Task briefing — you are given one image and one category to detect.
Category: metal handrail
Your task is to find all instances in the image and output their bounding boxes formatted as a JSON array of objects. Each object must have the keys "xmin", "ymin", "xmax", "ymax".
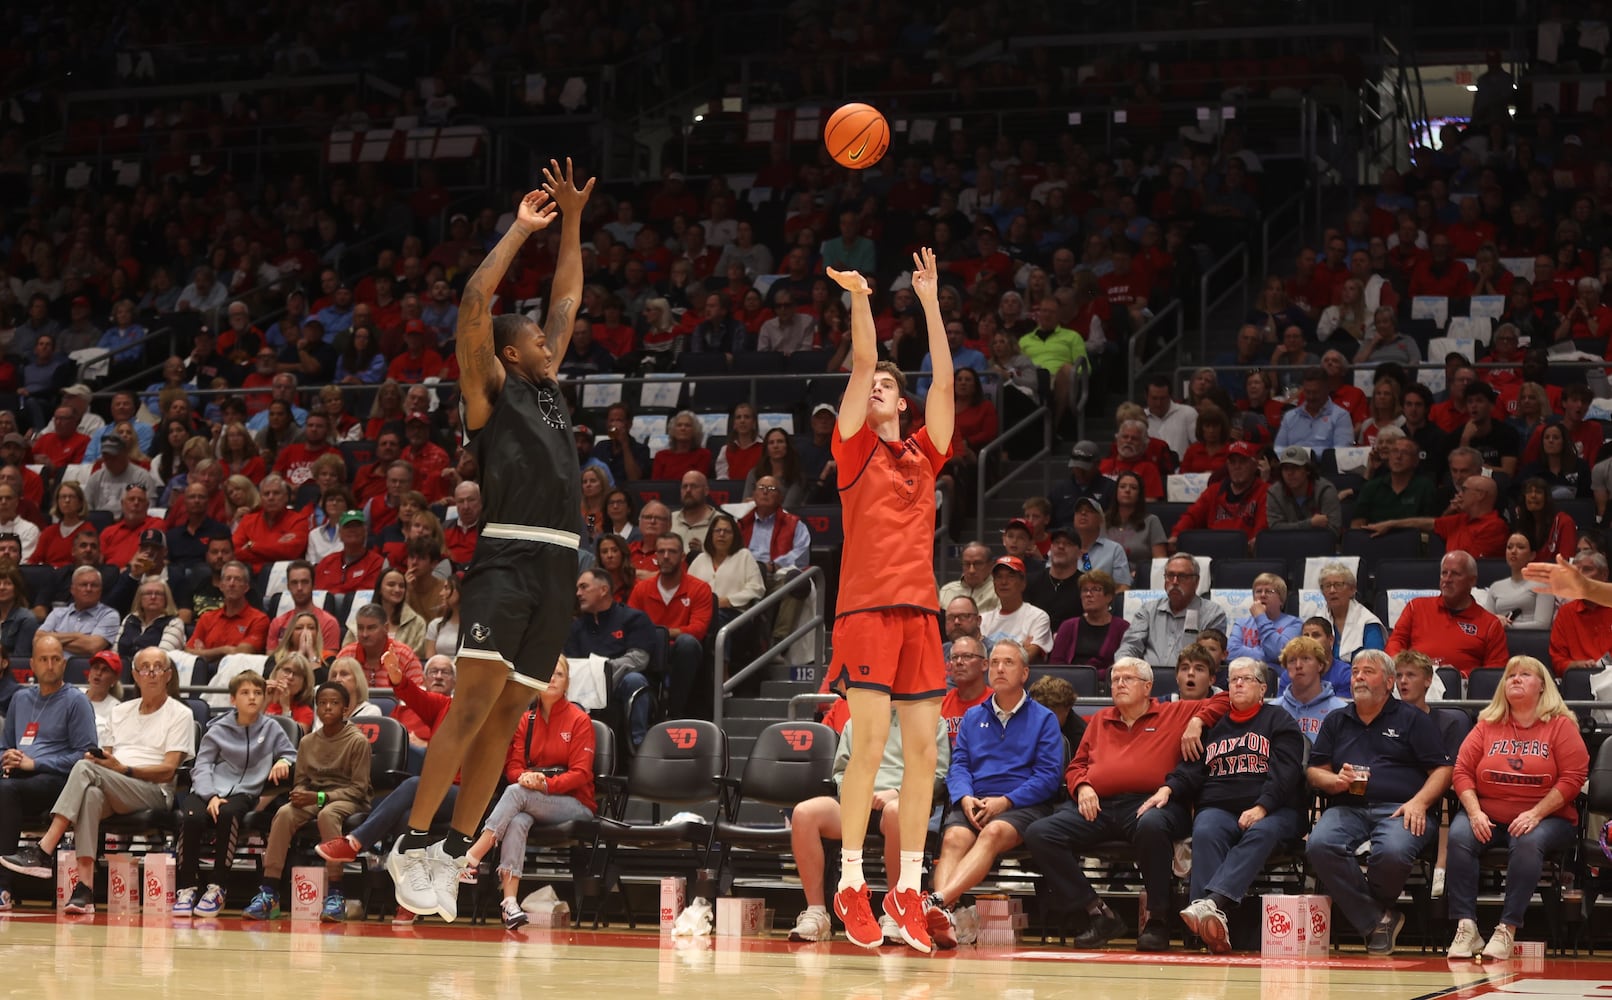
[
  {"xmin": 973, "ymin": 404, "xmax": 1051, "ymax": 542},
  {"xmin": 1198, "ymin": 242, "xmax": 1250, "ymax": 361},
  {"xmin": 712, "ymin": 565, "xmax": 826, "ymax": 730},
  {"xmin": 1173, "ymin": 358, "xmax": 1609, "ymax": 383},
  {"xmin": 788, "ymin": 691, "xmax": 839, "ymax": 720},
  {"xmin": 1260, "ymin": 190, "xmax": 1308, "ymax": 275},
  {"xmin": 1127, "ymin": 300, "xmax": 1185, "ymax": 401}
]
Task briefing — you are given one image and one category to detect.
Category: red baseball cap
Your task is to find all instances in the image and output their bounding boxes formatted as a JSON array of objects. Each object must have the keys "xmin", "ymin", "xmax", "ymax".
[
  {"xmin": 404, "ymin": 319, "xmax": 427, "ymax": 335},
  {"xmin": 1227, "ymin": 441, "xmax": 1259, "ymax": 460},
  {"xmin": 406, "ymin": 409, "xmax": 430, "ymax": 424},
  {"xmin": 89, "ymin": 650, "xmax": 122, "ymax": 674},
  {"xmin": 1003, "ymin": 517, "xmax": 1034, "ymax": 535},
  {"xmin": 992, "ymin": 555, "xmax": 1027, "ymax": 575}
]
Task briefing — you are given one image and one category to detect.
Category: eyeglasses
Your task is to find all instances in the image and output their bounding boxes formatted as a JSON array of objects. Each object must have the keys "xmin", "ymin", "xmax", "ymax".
[
  {"xmin": 755, "ymin": 486, "xmax": 780, "ymax": 493},
  {"xmin": 1162, "ymin": 571, "xmax": 1198, "ymax": 581},
  {"xmin": 134, "ymin": 665, "xmax": 169, "ymax": 677},
  {"xmin": 1320, "ymin": 580, "xmax": 1351, "ymax": 589},
  {"xmin": 948, "ymin": 652, "xmax": 985, "ymax": 662},
  {"xmin": 1109, "ymin": 674, "xmax": 1145, "ymax": 686},
  {"xmin": 1227, "ymin": 675, "xmax": 1266, "ymax": 686}
]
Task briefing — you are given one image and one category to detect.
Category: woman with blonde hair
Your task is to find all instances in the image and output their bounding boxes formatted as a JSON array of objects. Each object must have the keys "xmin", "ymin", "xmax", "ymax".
[
  {"xmin": 1317, "ymin": 277, "xmax": 1368, "ymax": 345},
  {"xmin": 1445, "ymin": 655, "xmax": 1589, "ymax": 960},
  {"xmin": 650, "ymin": 409, "xmax": 712, "ymax": 480},
  {"xmin": 115, "ymin": 578, "xmax": 186, "ymax": 663},
  {"xmin": 264, "ymin": 652, "xmax": 317, "ymax": 728},
  {"xmin": 216, "ymin": 422, "xmax": 266, "ymax": 483},
  {"xmin": 321, "ymin": 656, "xmax": 381, "ymax": 729},
  {"xmin": 223, "ymin": 474, "xmax": 261, "ymax": 529}
]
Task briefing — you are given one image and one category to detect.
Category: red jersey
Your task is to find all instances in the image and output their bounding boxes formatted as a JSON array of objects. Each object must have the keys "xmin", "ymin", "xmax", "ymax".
[
  {"xmin": 32, "ymin": 522, "xmax": 92, "ymax": 567},
  {"xmin": 32, "ymin": 432, "xmax": 89, "ymax": 468},
  {"xmin": 444, "ymin": 523, "xmax": 478, "ymax": 565},
  {"xmin": 502, "ymin": 699, "xmax": 597, "ymax": 814},
  {"xmin": 1548, "ymin": 599, "xmax": 1612, "ymax": 675},
  {"xmin": 1065, "ymin": 694, "xmax": 1230, "ymax": 797},
  {"xmin": 403, "ymin": 442, "xmax": 451, "ymax": 503},
  {"xmin": 1522, "ymin": 421, "xmax": 1604, "ymax": 465},
  {"xmin": 627, "ymin": 573, "xmax": 715, "ymax": 643},
  {"xmin": 353, "ymin": 461, "xmax": 391, "ymax": 505},
  {"xmin": 940, "ymin": 685, "xmax": 992, "ymax": 746},
  {"xmin": 99, "ymin": 516, "xmax": 164, "ymax": 568},
  {"xmin": 233, "ymin": 508, "xmax": 311, "ymax": 571},
  {"xmin": 1170, "ymin": 479, "xmax": 1269, "ymax": 540},
  {"xmin": 390, "ymin": 674, "xmax": 452, "ymax": 746},
  {"xmin": 273, "ymin": 441, "xmax": 340, "ymax": 489},
  {"xmin": 337, "ymin": 637, "xmax": 423, "ymax": 690},
  {"xmin": 188, "ymin": 603, "xmax": 271, "ymax": 654},
  {"xmin": 1385, "ymin": 597, "xmax": 1507, "ymax": 676},
  {"xmin": 386, "ymin": 350, "xmax": 445, "ymax": 384},
  {"xmin": 650, "ymin": 448, "xmax": 713, "ymax": 481},
  {"xmin": 1453, "ymin": 715, "xmax": 1588, "ymax": 824},
  {"xmin": 1433, "ymin": 511, "xmax": 1508, "ymax": 559},
  {"xmin": 314, "ymin": 548, "xmax": 386, "ymax": 593},
  {"xmin": 1409, "ymin": 260, "xmax": 1471, "ymax": 298},
  {"xmin": 832, "ymin": 422, "xmax": 949, "ymax": 618},
  {"xmin": 1099, "ymin": 456, "xmax": 1165, "ymax": 499}
]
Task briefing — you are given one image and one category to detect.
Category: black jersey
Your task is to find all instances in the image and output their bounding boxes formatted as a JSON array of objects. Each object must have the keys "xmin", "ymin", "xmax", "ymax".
[{"xmin": 464, "ymin": 372, "xmax": 584, "ymax": 536}]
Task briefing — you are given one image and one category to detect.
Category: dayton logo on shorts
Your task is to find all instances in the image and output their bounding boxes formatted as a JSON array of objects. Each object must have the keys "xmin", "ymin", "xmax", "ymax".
[
  {"xmin": 1457, "ymin": 621, "xmax": 1478, "ymax": 636},
  {"xmin": 470, "ymin": 622, "xmax": 491, "ymax": 643},
  {"xmin": 780, "ymin": 728, "xmax": 815, "ymax": 751},
  {"xmin": 666, "ymin": 728, "xmax": 699, "ymax": 749}
]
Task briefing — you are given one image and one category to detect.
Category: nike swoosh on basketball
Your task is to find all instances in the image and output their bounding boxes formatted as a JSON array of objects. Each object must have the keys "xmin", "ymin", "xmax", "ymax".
[{"xmin": 848, "ymin": 137, "xmax": 870, "ymax": 161}]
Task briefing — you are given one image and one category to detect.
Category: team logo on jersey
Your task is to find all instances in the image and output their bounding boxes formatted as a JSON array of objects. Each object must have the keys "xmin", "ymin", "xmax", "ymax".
[
  {"xmin": 470, "ymin": 622, "xmax": 491, "ymax": 643},
  {"xmin": 536, "ymin": 387, "xmax": 569, "ymax": 431},
  {"xmin": 1457, "ymin": 621, "xmax": 1478, "ymax": 636}
]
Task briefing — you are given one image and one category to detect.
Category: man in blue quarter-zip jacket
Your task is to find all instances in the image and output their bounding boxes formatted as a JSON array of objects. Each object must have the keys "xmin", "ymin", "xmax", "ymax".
[
  {"xmin": 922, "ymin": 638, "xmax": 1063, "ymax": 949},
  {"xmin": 0, "ymin": 636, "xmax": 99, "ymax": 910}
]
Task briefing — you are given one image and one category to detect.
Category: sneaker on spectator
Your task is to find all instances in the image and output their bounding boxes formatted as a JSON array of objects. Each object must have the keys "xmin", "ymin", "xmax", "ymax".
[
  {"xmin": 321, "ymin": 891, "xmax": 346, "ymax": 923},
  {"xmin": 1432, "ymin": 868, "xmax": 1446, "ymax": 898},
  {"xmin": 832, "ymin": 884, "xmax": 882, "ymax": 949},
  {"xmin": 1481, "ymin": 924, "xmax": 1516, "ymax": 962},
  {"xmin": 315, "ymin": 837, "xmax": 360, "ymax": 864},
  {"xmin": 787, "ymin": 907, "xmax": 832, "ymax": 942},
  {"xmin": 426, "ymin": 843, "xmax": 464, "ymax": 922},
  {"xmin": 925, "ymin": 902, "xmax": 957, "ymax": 951},
  {"xmin": 1181, "ymin": 898, "xmax": 1230, "ymax": 953},
  {"xmin": 500, "ymin": 898, "xmax": 529, "ymax": 930},
  {"xmin": 386, "ymin": 837, "xmax": 438, "ymax": 917},
  {"xmin": 173, "ymin": 886, "xmax": 197, "ymax": 917},
  {"xmin": 0, "ymin": 844, "xmax": 52, "ymax": 880},
  {"xmin": 194, "ymin": 885, "xmax": 226, "ymax": 917},
  {"xmin": 64, "ymin": 883, "xmax": 94, "ymax": 915},
  {"xmin": 242, "ymin": 888, "xmax": 280, "ymax": 920},
  {"xmin": 0, "ymin": 888, "xmax": 12, "ymax": 912},
  {"xmin": 878, "ymin": 913, "xmax": 902, "ymax": 945},
  {"xmin": 1447, "ymin": 919, "xmax": 1485, "ymax": 959},
  {"xmin": 1365, "ymin": 909, "xmax": 1405, "ymax": 956},
  {"xmin": 882, "ymin": 887, "xmax": 932, "ymax": 954}
]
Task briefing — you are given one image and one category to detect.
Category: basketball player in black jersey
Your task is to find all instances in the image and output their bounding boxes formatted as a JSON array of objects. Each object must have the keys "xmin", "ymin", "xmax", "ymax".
[{"xmin": 386, "ymin": 159, "xmax": 595, "ymax": 919}]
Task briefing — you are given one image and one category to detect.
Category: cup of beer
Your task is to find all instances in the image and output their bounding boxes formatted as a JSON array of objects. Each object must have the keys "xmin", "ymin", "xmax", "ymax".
[{"xmin": 1349, "ymin": 764, "xmax": 1371, "ymax": 796}]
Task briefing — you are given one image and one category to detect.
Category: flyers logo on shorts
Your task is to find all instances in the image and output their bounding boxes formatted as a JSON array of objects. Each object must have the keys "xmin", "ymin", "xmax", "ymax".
[
  {"xmin": 666, "ymin": 728, "xmax": 699, "ymax": 749},
  {"xmin": 780, "ymin": 728, "xmax": 815, "ymax": 751},
  {"xmin": 470, "ymin": 622, "xmax": 491, "ymax": 643}
]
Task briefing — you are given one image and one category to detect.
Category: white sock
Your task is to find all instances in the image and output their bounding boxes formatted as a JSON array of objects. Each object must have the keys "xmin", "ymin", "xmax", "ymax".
[
  {"xmin": 838, "ymin": 849, "xmax": 864, "ymax": 892},
  {"xmin": 897, "ymin": 851, "xmax": 923, "ymax": 894},
  {"xmin": 805, "ymin": 904, "xmax": 828, "ymax": 916},
  {"xmin": 503, "ymin": 895, "xmax": 518, "ymax": 907}
]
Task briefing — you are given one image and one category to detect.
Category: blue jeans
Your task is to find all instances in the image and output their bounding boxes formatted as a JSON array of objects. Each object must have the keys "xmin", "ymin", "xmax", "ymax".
[
  {"xmin": 348, "ymin": 777, "xmax": 459, "ymax": 852},
  {"xmin": 482, "ymin": 784, "xmax": 594, "ymax": 879},
  {"xmin": 1022, "ymin": 794, "xmax": 1191, "ymax": 916},
  {"xmin": 663, "ymin": 633, "xmax": 703, "ymax": 719},
  {"xmin": 1304, "ymin": 802, "xmax": 1435, "ymax": 938},
  {"xmin": 1446, "ymin": 811, "xmax": 1573, "ymax": 929},
  {"xmin": 1189, "ymin": 804, "xmax": 1303, "ymax": 905},
  {"xmin": 616, "ymin": 671, "xmax": 650, "ymax": 747}
]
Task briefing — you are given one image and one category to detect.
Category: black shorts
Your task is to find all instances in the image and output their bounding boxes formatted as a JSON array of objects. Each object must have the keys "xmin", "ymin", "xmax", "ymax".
[
  {"xmin": 941, "ymin": 800, "xmax": 1053, "ymax": 838},
  {"xmin": 457, "ymin": 532, "xmax": 578, "ymax": 689}
]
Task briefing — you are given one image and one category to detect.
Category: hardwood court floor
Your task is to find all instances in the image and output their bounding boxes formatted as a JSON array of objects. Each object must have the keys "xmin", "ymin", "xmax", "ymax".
[{"xmin": 4, "ymin": 912, "xmax": 1610, "ymax": 1000}]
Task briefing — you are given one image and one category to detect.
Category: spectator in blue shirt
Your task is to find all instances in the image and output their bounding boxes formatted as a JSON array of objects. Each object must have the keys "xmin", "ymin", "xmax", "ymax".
[
  {"xmin": 96, "ymin": 300, "xmax": 147, "ymax": 367},
  {"xmin": 312, "ymin": 285, "xmax": 355, "ymax": 340},
  {"xmin": 918, "ymin": 319, "xmax": 987, "ymax": 395},
  {"xmin": 1274, "ymin": 367, "xmax": 1353, "ymax": 452},
  {"xmin": 818, "ymin": 210, "xmax": 876, "ymax": 275},
  {"xmin": 0, "ymin": 636, "xmax": 100, "ymax": 909}
]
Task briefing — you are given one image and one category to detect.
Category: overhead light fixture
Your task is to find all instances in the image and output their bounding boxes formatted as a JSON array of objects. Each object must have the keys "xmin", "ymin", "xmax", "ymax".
[{"xmin": 1465, "ymin": 84, "xmax": 1478, "ymax": 92}]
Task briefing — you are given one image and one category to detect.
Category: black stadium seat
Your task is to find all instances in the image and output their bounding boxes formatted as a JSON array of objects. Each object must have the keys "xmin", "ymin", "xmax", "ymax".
[{"xmin": 705, "ymin": 721, "xmax": 836, "ymax": 893}]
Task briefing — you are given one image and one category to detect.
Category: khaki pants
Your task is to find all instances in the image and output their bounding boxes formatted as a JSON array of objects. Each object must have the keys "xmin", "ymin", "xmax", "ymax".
[
  {"xmin": 263, "ymin": 798, "xmax": 363, "ymax": 879},
  {"xmin": 50, "ymin": 760, "xmax": 171, "ymax": 860}
]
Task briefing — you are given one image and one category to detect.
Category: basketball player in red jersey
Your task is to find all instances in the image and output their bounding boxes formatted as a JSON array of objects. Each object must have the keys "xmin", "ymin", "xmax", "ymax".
[{"xmin": 822, "ymin": 248, "xmax": 952, "ymax": 953}]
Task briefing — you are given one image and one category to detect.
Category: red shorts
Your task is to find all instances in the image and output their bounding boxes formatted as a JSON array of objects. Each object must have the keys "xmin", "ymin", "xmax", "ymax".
[{"xmin": 828, "ymin": 607, "xmax": 945, "ymax": 700}]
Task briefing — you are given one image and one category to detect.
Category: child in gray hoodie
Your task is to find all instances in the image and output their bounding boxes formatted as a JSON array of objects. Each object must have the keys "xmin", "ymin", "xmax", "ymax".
[{"xmin": 174, "ymin": 670, "xmax": 298, "ymax": 917}]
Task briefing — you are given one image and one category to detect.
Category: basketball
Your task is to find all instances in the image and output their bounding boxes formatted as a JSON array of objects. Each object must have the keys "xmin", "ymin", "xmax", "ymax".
[{"xmin": 824, "ymin": 103, "xmax": 889, "ymax": 170}]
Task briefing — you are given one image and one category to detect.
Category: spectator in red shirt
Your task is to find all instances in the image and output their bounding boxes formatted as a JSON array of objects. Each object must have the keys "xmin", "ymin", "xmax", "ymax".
[
  {"xmin": 1385, "ymin": 551, "xmax": 1508, "ymax": 676},
  {"xmin": 1099, "ymin": 420, "xmax": 1166, "ymax": 499},
  {"xmin": 99, "ymin": 485, "xmax": 165, "ymax": 568},
  {"xmin": 266, "ymin": 559, "xmax": 343, "ymax": 651},
  {"xmin": 315, "ymin": 511, "xmax": 386, "ymax": 594},
  {"xmin": 1408, "ymin": 234, "xmax": 1471, "ymax": 298},
  {"xmin": 401, "ymin": 411, "xmax": 451, "ymax": 504},
  {"xmin": 32, "ymin": 406, "xmax": 90, "ymax": 469},
  {"xmin": 1168, "ymin": 441, "xmax": 1269, "ymax": 547},
  {"xmin": 1522, "ymin": 385, "xmax": 1603, "ymax": 465},
  {"xmin": 233, "ymin": 474, "xmax": 311, "ymax": 572},
  {"xmin": 628, "ymin": 533, "xmax": 714, "ymax": 722},
  {"xmin": 386, "ymin": 322, "xmax": 445, "ymax": 383},
  {"xmin": 352, "ymin": 430, "xmax": 403, "ymax": 506},
  {"xmin": 1445, "ymin": 197, "xmax": 1496, "ymax": 257},
  {"xmin": 1099, "ymin": 246, "xmax": 1153, "ymax": 328},
  {"xmin": 187, "ymin": 560, "xmax": 271, "ymax": 679},
  {"xmin": 628, "ymin": 501, "xmax": 670, "ymax": 578},
  {"xmin": 1549, "ymin": 554, "xmax": 1612, "ymax": 675},
  {"xmin": 1555, "ymin": 275, "xmax": 1612, "ymax": 343},
  {"xmin": 272, "ymin": 411, "xmax": 339, "ymax": 491},
  {"xmin": 336, "ymin": 601, "xmax": 424, "ymax": 691},
  {"xmin": 1364, "ymin": 467, "xmax": 1508, "ymax": 559},
  {"xmin": 650, "ymin": 410, "xmax": 713, "ymax": 480},
  {"xmin": 444, "ymin": 481, "xmax": 481, "ymax": 567}
]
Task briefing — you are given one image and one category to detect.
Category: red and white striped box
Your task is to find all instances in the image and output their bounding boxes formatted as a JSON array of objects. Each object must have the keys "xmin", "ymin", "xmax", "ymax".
[
  {"xmin": 659, "ymin": 876, "xmax": 686, "ymax": 930},
  {"xmin": 715, "ymin": 897, "xmax": 765, "ymax": 937},
  {"xmin": 141, "ymin": 853, "xmax": 174, "ymax": 920}
]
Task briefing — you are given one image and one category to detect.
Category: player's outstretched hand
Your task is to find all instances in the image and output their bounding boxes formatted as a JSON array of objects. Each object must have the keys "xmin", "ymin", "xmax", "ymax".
[
  {"xmin": 542, "ymin": 157, "xmax": 596, "ymax": 214},
  {"xmin": 1524, "ymin": 556, "xmax": 1588, "ymax": 600},
  {"xmin": 825, "ymin": 267, "xmax": 870, "ymax": 296},
  {"xmin": 514, "ymin": 189, "xmax": 556, "ymax": 234},
  {"xmin": 910, "ymin": 247, "xmax": 938, "ymax": 303}
]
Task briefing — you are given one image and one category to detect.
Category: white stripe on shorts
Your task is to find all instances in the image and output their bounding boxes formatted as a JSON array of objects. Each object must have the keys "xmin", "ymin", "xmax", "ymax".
[{"xmin": 481, "ymin": 523, "xmax": 581, "ymax": 549}]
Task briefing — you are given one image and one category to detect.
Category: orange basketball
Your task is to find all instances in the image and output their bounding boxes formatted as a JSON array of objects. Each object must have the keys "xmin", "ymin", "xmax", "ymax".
[{"xmin": 824, "ymin": 103, "xmax": 890, "ymax": 170}]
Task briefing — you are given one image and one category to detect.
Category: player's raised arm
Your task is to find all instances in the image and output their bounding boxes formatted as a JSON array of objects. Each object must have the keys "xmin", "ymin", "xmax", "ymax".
[
  {"xmin": 910, "ymin": 247, "xmax": 953, "ymax": 448},
  {"xmin": 539, "ymin": 157, "xmax": 596, "ymax": 381},
  {"xmin": 827, "ymin": 266, "xmax": 875, "ymax": 439},
  {"xmin": 457, "ymin": 188, "xmax": 556, "ymax": 428}
]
